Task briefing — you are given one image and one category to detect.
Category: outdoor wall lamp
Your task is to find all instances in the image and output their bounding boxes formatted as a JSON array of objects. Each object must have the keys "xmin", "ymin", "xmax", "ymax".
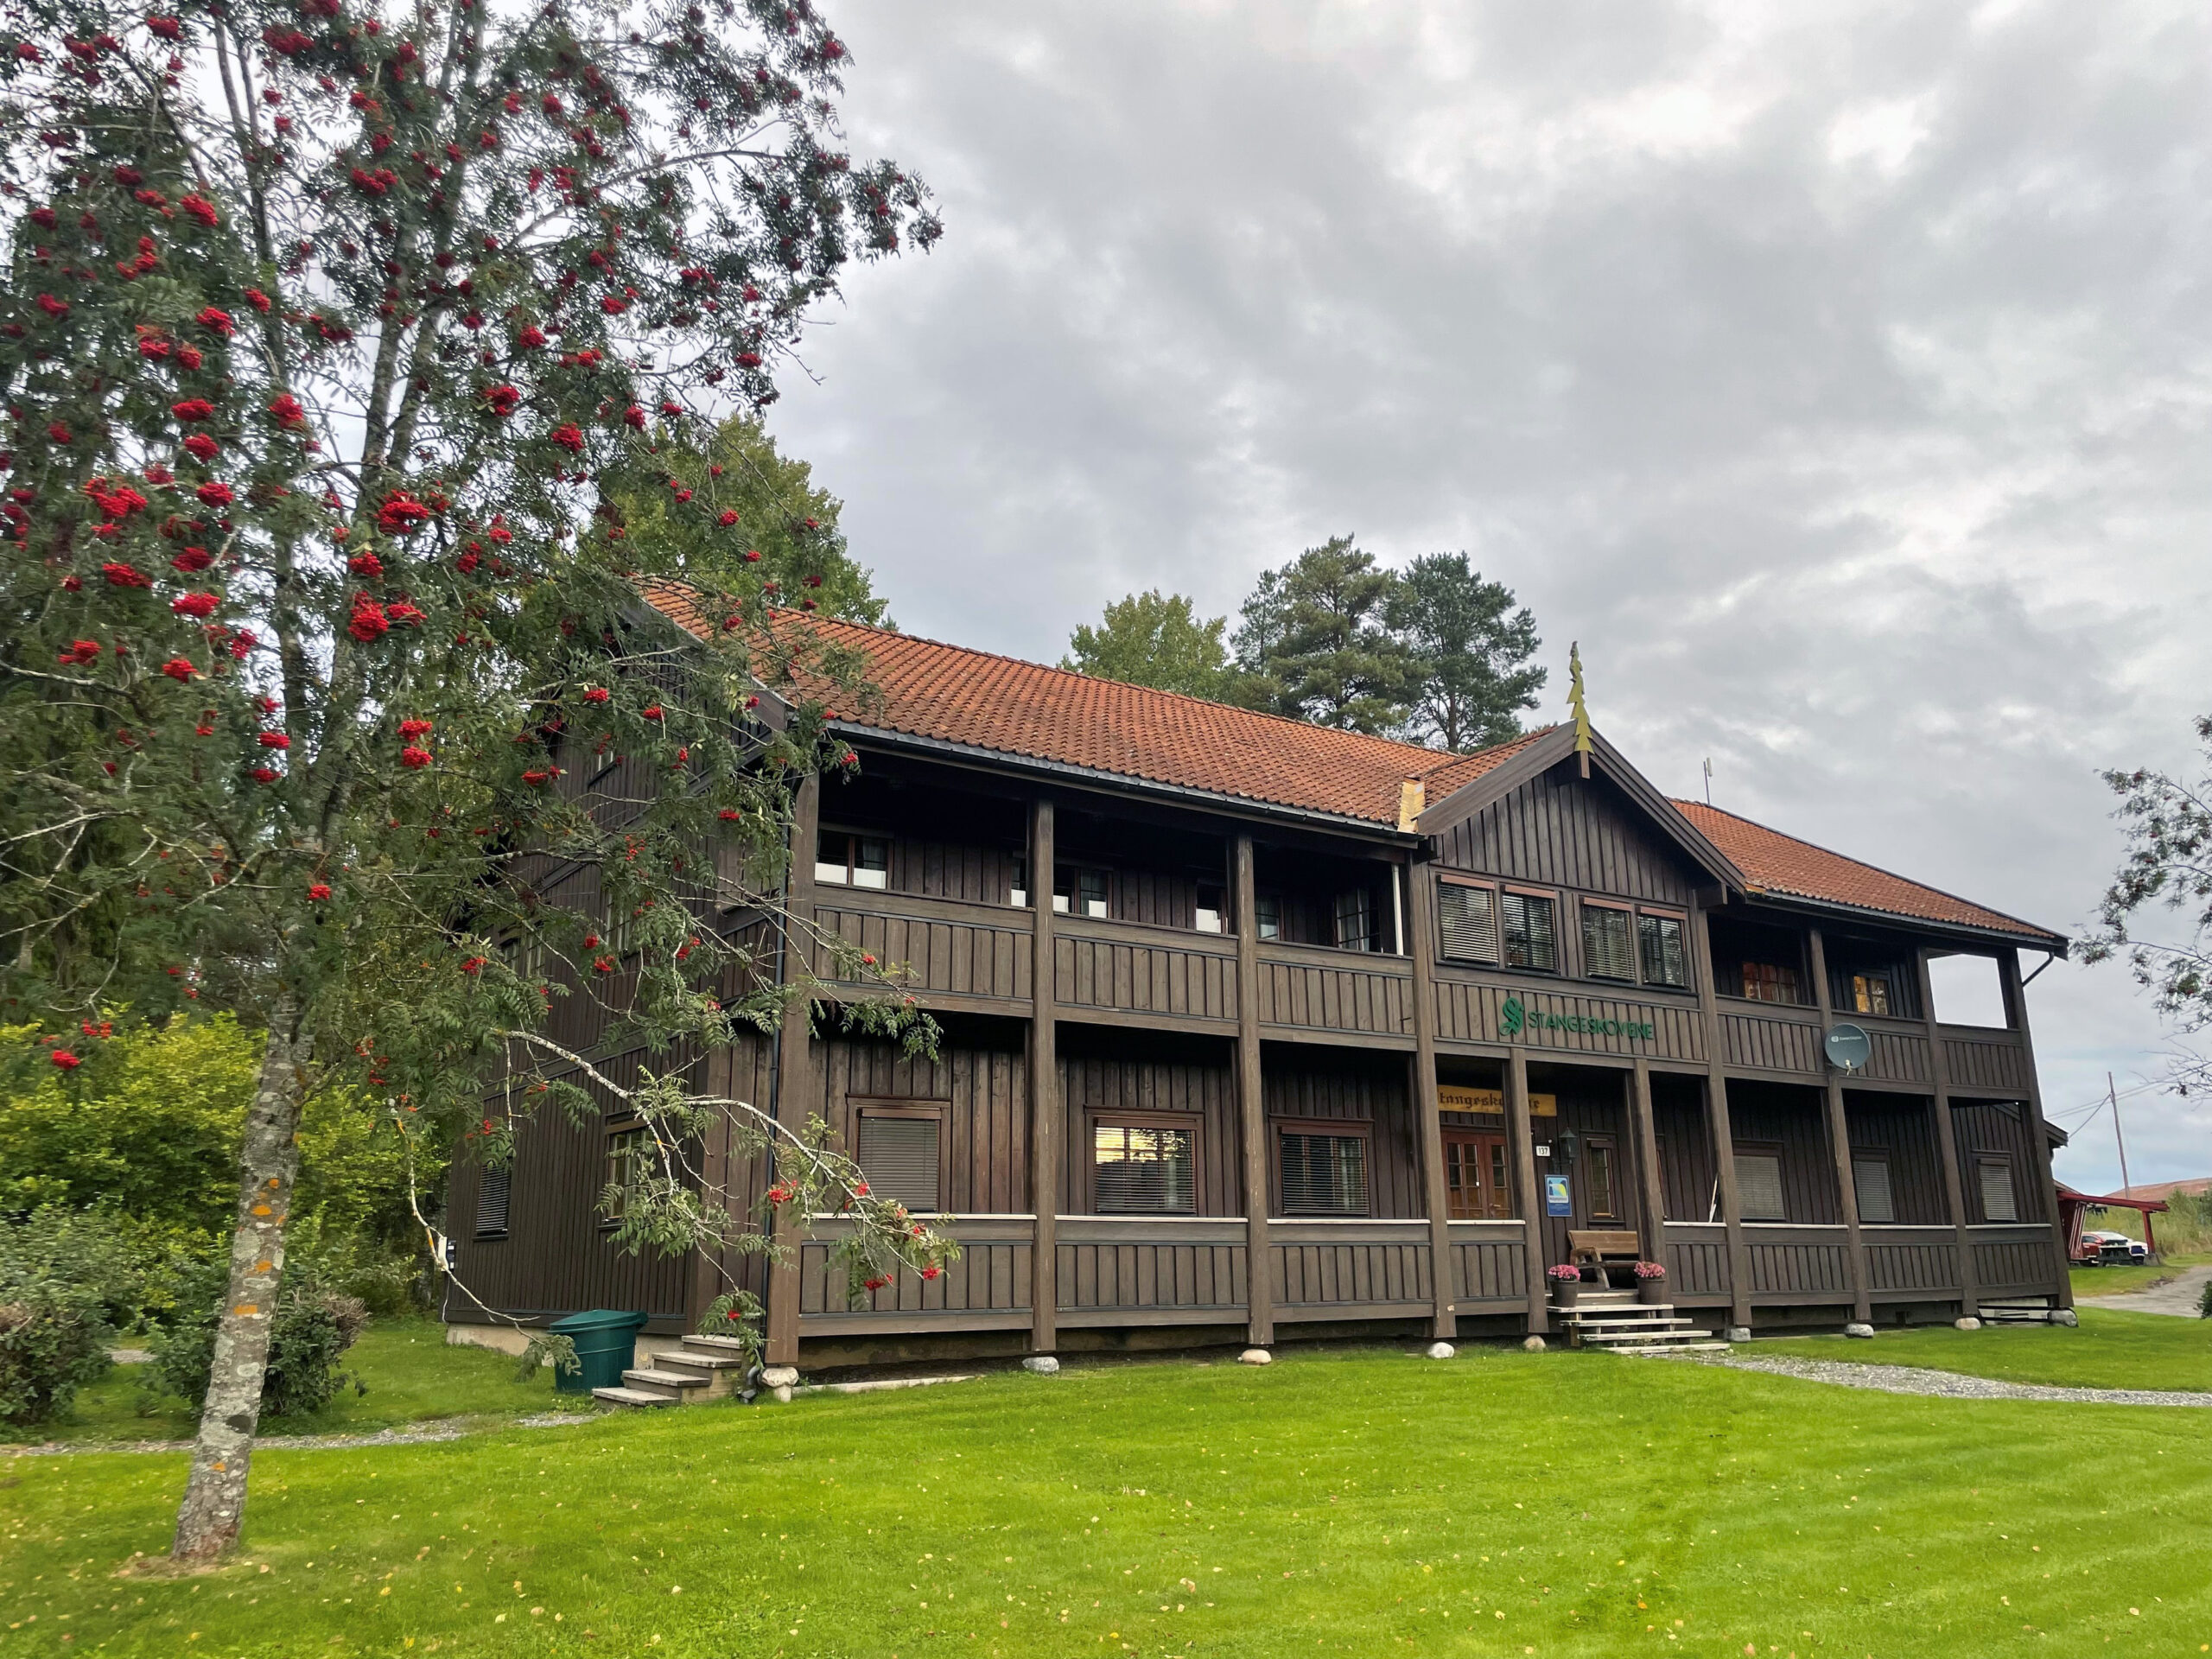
[{"xmin": 1552, "ymin": 1126, "xmax": 1580, "ymax": 1168}]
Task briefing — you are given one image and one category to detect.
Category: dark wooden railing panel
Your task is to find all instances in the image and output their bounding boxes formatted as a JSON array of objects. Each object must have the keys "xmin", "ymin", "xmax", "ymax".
[
  {"xmin": 1863, "ymin": 1226, "xmax": 1960, "ymax": 1297},
  {"xmin": 1743, "ymin": 1224, "xmax": 1853, "ymax": 1300},
  {"xmin": 1053, "ymin": 920, "xmax": 1238, "ymax": 1025},
  {"xmin": 1859, "ymin": 1027, "xmax": 1933, "ymax": 1086},
  {"xmin": 1971, "ymin": 1225, "xmax": 2059, "ymax": 1294},
  {"xmin": 1056, "ymin": 1218, "xmax": 1248, "ymax": 1323},
  {"xmin": 811, "ymin": 901, "xmax": 1033, "ymax": 1004},
  {"xmin": 1719, "ymin": 1006, "xmax": 1821, "ymax": 1074},
  {"xmin": 1661, "ymin": 1222, "xmax": 1732, "ymax": 1299},
  {"xmin": 1269, "ymin": 1221, "xmax": 1433, "ymax": 1316},
  {"xmin": 1255, "ymin": 945, "xmax": 1414, "ymax": 1038},
  {"xmin": 1446, "ymin": 1222, "xmax": 1528, "ymax": 1304},
  {"xmin": 1942, "ymin": 1033, "xmax": 2031, "ymax": 1095},
  {"xmin": 797, "ymin": 1217, "xmax": 1032, "ymax": 1329},
  {"xmin": 1433, "ymin": 979, "xmax": 1705, "ymax": 1063}
]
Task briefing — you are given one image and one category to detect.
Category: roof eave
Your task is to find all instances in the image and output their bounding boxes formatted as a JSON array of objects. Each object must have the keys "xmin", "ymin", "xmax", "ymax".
[{"xmin": 1736, "ymin": 887, "xmax": 2069, "ymax": 955}]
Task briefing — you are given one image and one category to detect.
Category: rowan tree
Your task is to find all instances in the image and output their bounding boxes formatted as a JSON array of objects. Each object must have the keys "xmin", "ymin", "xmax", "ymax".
[{"xmin": 0, "ymin": 0, "xmax": 949, "ymax": 1563}]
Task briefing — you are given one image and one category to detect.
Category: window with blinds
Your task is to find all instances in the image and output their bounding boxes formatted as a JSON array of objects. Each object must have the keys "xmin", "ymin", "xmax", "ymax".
[
  {"xmin": 1439, "ymin": 881, "xmax": 1499, "ymax": 964},
  {"xmin": 1733, "ymin": 1151, "xmax": 1786, "ymax": 1220},
  {"xmin": 1638, "ymin": 913, "xmax": 1687, "ymax": 987},
  {"xmin": 1280, "ymin": 1130, "xmax": 1369, "ymax": 1216},
  {"xmin": 475, "ymin": 1165, "xmax": 512, "ymax": 1237},
  {"xmin": 1093, "ymin": 1122, "xmax": 1196, "ymax": 1214},
  {"xmin": 1977, "ymin": 1158, "xmax": 2018, "ymax": 1223},
  {"xmin": 1500, "ymin": 891, "xmax": 1558, "ymax": 971},
  {"xmin": 1582, "ymin": 905, "xmax": 1635, "ymax": 981},
  {"xmin": 1853, "ymin": 1154, "xmax": 1894, "ymax": 1224},
  {"xmin": 857, "ymin": 1113, "xmax": 942, "ymax": 1212}
]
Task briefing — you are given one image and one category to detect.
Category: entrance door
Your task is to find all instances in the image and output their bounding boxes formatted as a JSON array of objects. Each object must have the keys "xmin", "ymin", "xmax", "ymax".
[{"xmin": 1445, "ymin": 1132, "xmax": 1515, "ymax": 1219}]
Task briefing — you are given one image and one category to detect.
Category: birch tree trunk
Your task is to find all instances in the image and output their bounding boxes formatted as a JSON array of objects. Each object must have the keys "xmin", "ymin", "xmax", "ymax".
[{"xmin": 170, "ymin": 1003, "xmax": 307, "ymax": 1564}]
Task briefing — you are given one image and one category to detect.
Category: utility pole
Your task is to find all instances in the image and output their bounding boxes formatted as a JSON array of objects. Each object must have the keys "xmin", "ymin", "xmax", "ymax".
[{"xmin": 2108, "ymin": 1072, "xmax": 2133, "ymax": 1194}]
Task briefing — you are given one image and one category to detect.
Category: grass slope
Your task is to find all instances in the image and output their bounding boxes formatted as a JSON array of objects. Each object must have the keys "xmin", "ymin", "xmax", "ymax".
[
  {"xmin": 3, "ymin": 1344, "xmax": 2208, "ymax": 1657},
  {"xmin": 1759, "ymin": 1308, "xmax": 2212, "ymax": 1392},
  {"xmin": 3, "ymin": 1322, "xmax": 591, "ymax": 1447}
]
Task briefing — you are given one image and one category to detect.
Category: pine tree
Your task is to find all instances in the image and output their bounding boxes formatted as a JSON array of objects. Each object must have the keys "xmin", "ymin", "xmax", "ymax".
[
  {"xmin": 0, "ymin": 0, "xmax": 947, "ymax": 1562},
  {"xmin": 1385, "ymin": 551, "xmax": 1545, "ymax": 752},
  {"xmin": 1230, "ymin": 534, "xmax": 1413, "ymax": 734}
]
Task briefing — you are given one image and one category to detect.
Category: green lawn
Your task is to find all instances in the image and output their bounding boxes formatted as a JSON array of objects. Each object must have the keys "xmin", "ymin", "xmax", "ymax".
[
  {"xmin": 2072, "ymin": 1252, "xmax": 2210, "ymax": 1300},
  {"xmin": 2, "ymin": 1321, "xmax": 594, "ymax": 1447},
  {"xmin": 3, "ymin": 1343, "xmax": 2208, "ymax": 1657},
  {"xmin": 1759, "ymin": 1307, "xmax": 2212, "ymax": 1393}
]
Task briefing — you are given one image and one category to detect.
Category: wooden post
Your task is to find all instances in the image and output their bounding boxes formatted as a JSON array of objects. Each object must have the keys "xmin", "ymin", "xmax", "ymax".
[
  {"xmin": 1029, "ymin": 798, "xmax": 1059, "ymax": 1356},
  {"xmin": 1688, "ymin": 893, "xmax": 1752, "ymax": 1331},
  {"xmin": 1234, "ymin": 834, "xmax": 1273, "ymax": 1346},
  {"xmin": 1916, "ymin": 949, "xmax": 1980, "ymax": 1319},
  {"xmin": 764, "ymin": 772, "xmax": 821, "ymax": 1367},
  {"xmin": 1405, "ymin": 857, "xmax": 1455, "ymax": 1339},
  {"xmin": 1506, "ymin": 1046, "xmax": 1547, "ymax": 1336},
  {"xmin": 1808, "ymin": 929, "xmax": 1873, "ymax": 1324},
  {"xmin": 1627, "ymin": 1059, "xmax": 1667, "ymax": 1267},
  {"xmin": 2000, "ymin": 949, "xmax": 2074, "ymax": 1310}
]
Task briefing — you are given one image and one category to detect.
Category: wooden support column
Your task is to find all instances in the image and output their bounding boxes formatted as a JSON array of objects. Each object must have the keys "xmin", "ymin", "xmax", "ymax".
[
  {"xmin": 1808, "ymin": 930, "xmax": 1873, "ymax": 1324},
  {"xmin": 1406, "ymin": 858, "xmax": 1455, "ymax": 1339},
  {"xmin": 1627, "ymin": 1059, "xmax": 1667, "ymax": 1267},
  {"xmin": 2001, "ymin": 950, "xmax": 2074, "ymax": 1309},
  {"xmin": 1233, "ymin": 835, "xmax": 1273, "ymax": 1346},
  {"xmin": 1506, "ymin": 1046, "xmax": 1547, "ymax": 1336},
  {"xmin": 1029, "ymin": 798, "xmax": 1058, "ymax": 1356},
  {"xmin": 1688, "ymin": 893, "xmax": 1752, "ymax": 1330},
  {"xmin": 1917, "ymin": 949, "xmax": 1980, "ymax": 1319},
  {"xmin": 764, "ymin": 772, "xmax": 822, "ymax": 1367}
]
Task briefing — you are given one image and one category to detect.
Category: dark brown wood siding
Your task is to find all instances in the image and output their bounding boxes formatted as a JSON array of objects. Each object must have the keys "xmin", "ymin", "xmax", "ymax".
[
  {"xmin": 817, "ymin": 1020, "xmax": 1030, "ymax": 1216},
  {"xmin": 1723, "ymin": 1080, "xmax": 1841, "ymax": 1224},
  {"xmin": 1262, "ymin": 1046, "xmax": 1422, "ymax": 1220},
  {"xmin": 1842, "ymin": 1093, "xmax": 1948, "ymax": 1227},
  {"xmin": 1951, "ymin": 1100, "xmax": 2048, "ymax": 1224},
  {"xmin": 1432, "ymin": 763, "xmax": 1699, "ymax": 904},
  {"xmin": 1653, "ymin": 1074, "xmax": 1718, "ymax": 1223},
  {"xmin": 1058, "ymin": 1029, "xmax": 1241, "ymax": 1216}
]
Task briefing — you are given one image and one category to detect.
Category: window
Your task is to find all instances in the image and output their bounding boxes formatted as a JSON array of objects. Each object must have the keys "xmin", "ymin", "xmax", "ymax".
[
  {"xmin": 604, "ymin": 1126, "xmax": 658, "ymax": 1223},
  {"xmin": 1092, "ymin": 1119, "xmax": 1196, "ymax": 1214},
  {"xmin": 1849, "ymin": 972, "xmax": 1892, "ymax": 1016},
  {"xmin": 1638, "ymin": 912, "xmax": 1687, "ymax": 988},
  {"xmin": 1582, "ymin": 1135, "xmax": 1619, "ymax": 1220},
  {"xmin": 1439, "ymin": 880, "xmax": 1499, "ymax": 965},
  {"xmin": 1581, "ymin": 904, "xmax": 1634, "ymax": 981},
  {"xmin": 1255, "ymin": 893, "xmax": 1282, "ymax": 941},
  {"xmin": 1977, "ymin": 1157, "xmax": 2018, "ymax": 1223},
  {"xmin": 1278, "ymin": 1128, "xmax": 1370, "ymax": 1216},
  {"xmin": 1010, "ymin": 854, "xmax": 1028, "ymax": 910},
  {"xmin": 1445, "ymin": 1133, "xmax": 1514, "ymax": 1218},
  {"xmin": 855, "ymin": 1108, "xmax": 943, "ymax": 1212},
  {"xmin": 1852, "ymin": 1152, "xmax": 1894, "ymax": 1224},
  {"xmin": 1732, "ymin": 1148, "xmax": 1786, "ymax": 1220},
  {"xmin": 1055, "ymin": 866, "xmax": 1108, "ymax": 918},
  {"xmin": 1740, "ymin": 961, "xmax": 1802, "ymax": 1004},
  {"xmin": 1333, "ymin": 888, "xmax": 1376, "ymax": 952},
  {"xmin": 475, "ymin": 1164, "xmax": 512, "ymax": 1237},
  {"xmin": 1500, "ymin": 891, "xmax": 1558, "ymax": 971},
  {"xmin": 816, "ymin": 831, "xmax": 888, "ymax": 889},
  {"xmin": 1194, "ymin": 886, "xmax": 1224, "ymax": 935}
]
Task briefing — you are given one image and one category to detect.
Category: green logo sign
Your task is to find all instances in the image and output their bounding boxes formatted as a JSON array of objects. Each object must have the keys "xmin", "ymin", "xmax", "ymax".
[{"xmin": 1501, "ymin": 994, "xmax": 1654, "ymax": 1043}]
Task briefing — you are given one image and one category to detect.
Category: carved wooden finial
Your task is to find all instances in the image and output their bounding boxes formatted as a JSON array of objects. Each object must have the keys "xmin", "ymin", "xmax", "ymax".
[{"xmin": 1568, "ymin": 641, "xmax": 1593, "ymax": 779}]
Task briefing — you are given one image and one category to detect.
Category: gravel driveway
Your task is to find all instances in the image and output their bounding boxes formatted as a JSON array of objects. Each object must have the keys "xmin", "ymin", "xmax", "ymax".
[
  {"xmin": 1676, "ymin": 1351, "xmax": 2212, "ymax": 1407},
  {"xmin": 2077, "ymin": 1262, "xmax": 2212, "ymax": 1318}
]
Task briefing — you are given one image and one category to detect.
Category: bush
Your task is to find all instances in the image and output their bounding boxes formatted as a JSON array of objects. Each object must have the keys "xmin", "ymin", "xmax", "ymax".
[
  {"xmin": 0, "ymin": 1299, "xmax": 111, "ymax": 1427},
  {"xmin": 147, "ymin": 1255, "xmax": 369, "ymax": 1421},
  {"xmin": 2198, "ymin": 1278, "xmax": 2211, "ymax": 1320},
  {"xmin": 0, "ymin": 1207, "xmax": 133, "ymax": 1427}
]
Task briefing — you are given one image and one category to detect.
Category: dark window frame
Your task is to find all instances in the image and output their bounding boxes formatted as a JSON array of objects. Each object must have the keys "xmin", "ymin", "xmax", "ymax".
[
  {"xmin": 1637, "ymin": 908, "xmax": 1688, "ymax": 988},
  {"xmin": 1850, "ymin": 1146, "xmax": 1895, "ymax": 1224},
  {"xmin": 601, "ymin": 1122, "xmax": 659, "ymax": 1228},
  {"xmin": 1437, "ymin": 874, "xmax": 1501, "ymax": 966},
  {"xmin": 1581, "ymin": 1131, "xmax": 1622, "ymax": 1221},
  {"xmin": 850, "ymin": 1099, "xmax": 949, "ymax": 1215},
  {"xmin": 1732, "ymin": 1138, "xmax": 1788, "ymax": 1221},
  {"xmin": 1500, "ymin": 887, "xmax": 1560, "ymax": 973},
  {"xmin": 1580, "ymin": 899, "xmax": 1636, "ymax": 982},
  {"xmin": 1443, "ymin": 1128, "xmax": 1516, "ymax": 1219},
  {"xmin": 1086, "ymin": 1110, "xmax": 1203, "ymax": 1216},
  {"xmin": 474, "ymin": 1163, "xmax": 512, "ymax": 1238},
  {"xmin": 1272, "ymin": 1117, "xmax": 1374, "ymax": 1217},
  {"xmin": 815, "ymin": 827, "xmax": 890, "ymax": 890},
  {"xmin": 1974, "ymin": 1152, "xmax": 2020, "ymax": 1224}
]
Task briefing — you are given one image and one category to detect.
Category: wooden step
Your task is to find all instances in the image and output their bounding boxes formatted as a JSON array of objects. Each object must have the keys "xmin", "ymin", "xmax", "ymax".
[
  {"xmin": 1608, "ymin": 1341, "xmax": 1732, "ymax": 1355},
  {"xmin": 620, "ymin": 1368, "xmax": 709, "ymax": 1401},
  {"xmin": 1580, "ymin": 1327, "xmax": 1718, "ymax": 1346},
  {"xmin": 592, "ymin": 1385, "xmax": 679, "ymax": 1408}
]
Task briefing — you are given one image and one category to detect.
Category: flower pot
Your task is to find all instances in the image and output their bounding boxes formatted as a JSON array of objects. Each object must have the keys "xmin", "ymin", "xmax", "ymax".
[
  {"xmin": 1636, "ymin": 1277, "xmax": 1665, "ymax": 1306},
  {"xmin": 1550, "ymin": 1276, "xmax": 1581, "ymax": 1308}
]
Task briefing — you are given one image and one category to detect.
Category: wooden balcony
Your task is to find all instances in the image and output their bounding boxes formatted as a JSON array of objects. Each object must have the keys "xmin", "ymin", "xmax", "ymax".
[
  {"xmin": 1053, "ymin": 914, "xmax": 1238, "ymax": 1030},
  {"xmin": 1254, "ymin": 939, "xmax": 1415, "ymax": 1046},
  {"xmin": 1971, "ymin": 1224, "xmax": 2062, "ymax": 1295},
  {"xmin": 1446, "ymin": 1219, "xmax": 1529, "ymax": 1306},
  {"xmin": 1269, "ymin": 1218, "xmax": 1434, "ymax": 1321},
  {"xmin": 1861, "ymin": 1225, "xmax": 1961, "ymax": 1300},
  {"xmin": 1742, "ymin": 1223, "xmax": 1855, "ymax": 1304},
  {"xmin": 808, "ymin": 891, "xmax": 1034, "ymax": 1012},
  {"xmin": 1055, "ymin": 1216, "xmax": 1249, "ymax": 1327},
  {"xmin": 1661, "ymin": 1221, "xmax": 1732, "ymax": 1301},
  {"xmin": 794, "ymin": 1215, "xmax": 1033, "ymax": 1336}
]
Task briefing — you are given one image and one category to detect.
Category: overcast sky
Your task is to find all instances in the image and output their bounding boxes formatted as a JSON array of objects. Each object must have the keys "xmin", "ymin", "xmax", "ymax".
[{"xmin": 765, "ymin": 0, "xmax": 2211, "ymax": 1189}]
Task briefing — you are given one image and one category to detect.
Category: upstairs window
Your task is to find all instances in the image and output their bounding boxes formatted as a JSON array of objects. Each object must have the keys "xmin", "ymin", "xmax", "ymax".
[
  {"xmin": 1500, "ymin": 890, "xmax": 1558, "ymax": 971},
  {"xmin": 1255, "ymin": 893, "xmax": 1282, "ymax": 941},
  {"xmin": 1010, "ymin": 854, "xmax": 1028, "ymax": 910},
  {"xmin": 816, "ymin": 831, "xmax": 889, "ymax": 890},
  {"xmin": 1638, "ymin": 912, "xmax": 1687, "ymax": 988},
  {"xmin": 475, "ymin": 1164, "xmax": 512, "ymax": 1237},
  {"xmin": 855, "ymin": 1108, "xmax": 943, "ymax": 1213},
  {"xmin": 1092, "ymin": 1119, "xmax": 1197, "ymax": 1214},
  {"xmin": 1740, "ymin": 961, "xmax": 1802, "ymax": 1004},
  {"xmin": 1849, "ymin": 971, "xmax": 1893, "ymax": 1016},
  {"xmin": 1279, "ymin": 1127, "xmax": 1370, "ymax": 1216},
  {"xmin": 1194, "ymin": 886, "xmax": 1225, "ymax": 935},
  {"xmin": 1054, "ymin": 866, "xmax": 1108, "ymax": 918},
  {"xmin": 1581, "ymin": 903, "xmax": 1635, "ymax": 981},
  {"xmin": 1333, "ymin": 889, "xmax": 1376, "ymax": 952},
  {"xmin": 1439, "ymin": 880, "xmax": 1500, "ymax": 965}
]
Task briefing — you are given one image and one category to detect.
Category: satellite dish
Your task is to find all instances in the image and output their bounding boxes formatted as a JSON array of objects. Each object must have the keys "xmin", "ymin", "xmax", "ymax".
[{"xmin": 1824, "ymin": 1022, "xmax": 1872, "ymax": 1073}]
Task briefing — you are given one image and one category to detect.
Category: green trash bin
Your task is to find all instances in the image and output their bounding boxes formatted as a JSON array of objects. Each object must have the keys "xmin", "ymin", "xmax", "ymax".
[{"xmin": 545, "ymin": 1309, "xmax": 652, "ymax": 1394}]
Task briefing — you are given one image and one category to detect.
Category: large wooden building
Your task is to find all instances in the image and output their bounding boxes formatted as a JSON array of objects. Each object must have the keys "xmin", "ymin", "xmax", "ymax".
[{"xmin": 446, "ymin": 602, "xmax": 2074, "ymax": 1366}]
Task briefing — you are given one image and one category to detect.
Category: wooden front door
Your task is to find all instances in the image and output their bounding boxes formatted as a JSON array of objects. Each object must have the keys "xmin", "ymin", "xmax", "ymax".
[{"xmin": 1445, "ymin": 1132, "xmax": 1515, "ymax": 1219}]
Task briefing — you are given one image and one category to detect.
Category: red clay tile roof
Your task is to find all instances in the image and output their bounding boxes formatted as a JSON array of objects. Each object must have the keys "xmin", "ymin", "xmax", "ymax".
[
  {"xmin": 647, "ymin": 586, "xmax": 1544, "ymax": 826},
  {"xmin": 1674, "ymin": 800, "xmax": 2062, "ymax": 944}
]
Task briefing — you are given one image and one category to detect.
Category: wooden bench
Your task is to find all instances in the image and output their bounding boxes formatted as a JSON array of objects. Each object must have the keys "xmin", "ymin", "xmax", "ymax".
[{"xmin": 1567, "ymin": 1230, "xmax": 1642, "ymax": 1284}]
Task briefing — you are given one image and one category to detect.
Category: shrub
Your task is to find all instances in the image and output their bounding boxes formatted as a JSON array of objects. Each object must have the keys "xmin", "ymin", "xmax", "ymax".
[
  {"xmin": 0, "ymin": 1298, "xmax": 111, "ymax": 1427},
  {"xmin": 147, "ymin": 1255, "xmax": 369, "ymax": 1421},
  {"xmin": 0, "ymin": 1207, "xmax": 133, "ymax": 1426},
  {"xmin": 2198, "ymin": 1278, "xmax": 2211, "ymax": 1320}
]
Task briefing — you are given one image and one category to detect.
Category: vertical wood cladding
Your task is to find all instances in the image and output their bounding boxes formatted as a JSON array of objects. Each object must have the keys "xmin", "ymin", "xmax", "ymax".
[
  {"xmin": 1262, "ymin": 1047, "xmax": 1421, "ymax": 1219},
  {"xmin": 1058, "ymin": 1030, "xmax": 1241, "ymax": 1216},
  {"xmin": 1255, "ymin": 952, "xmax": 1414, "ymax": 1036},
  {"xmin": 1950, "ymin": 1101, "xmax": 2047, "ymax": 1224},
  {"xmin": 1842, "ymin": 1094, "xmax": 1949, "ymax": 1226},
  {"xmin": 811, "ymin": 902, "xmax": 1033, "ymax": 1001},
  {"xmin": 1973, "ymin": 1233, "xmax": 2056, "ymax": 1292},
  {"xmin": 1661, "ymin": 1224, "xmax": 1732, "ymax": 1298},
  {"xmin": 1054, "ymin": 931, "xmax": 1239, "ymax": 1022},
  {"xmin": 1942, "ymin": 1035, "xmax": 2031, "ymax": 1094},
  {"xmin": 1652, "ymin": 1076, "xmax": 1718, "ymax": 1222},
  {"xmin": 1719, "ymin": 1011, "xmax": 1821, "ymax": 1073},
  {"xmin": 1865, "ymin": 1233, "xmax": 1961, "ymax": 1294},
  {"xmin": 1723, "ymin": 1080, "xmax": 1841, "ymax": 1224},
  {"xmin": 1433, "ymin": 763, "xmax": 1699, "ymax": 904},
  {"xmin": 817, "ymin": 1024, "xmax": 1030, "ymax": 1216}
]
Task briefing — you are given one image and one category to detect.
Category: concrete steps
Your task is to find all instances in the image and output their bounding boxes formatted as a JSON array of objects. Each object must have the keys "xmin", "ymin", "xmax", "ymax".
[
  {"xmin": 1555, "ymin": 1296, "xmax": 1730, "ymax": 1354},
  {"xmin": 589, "ymin": 1385, "xmax": 679, "ymax": 1408}
]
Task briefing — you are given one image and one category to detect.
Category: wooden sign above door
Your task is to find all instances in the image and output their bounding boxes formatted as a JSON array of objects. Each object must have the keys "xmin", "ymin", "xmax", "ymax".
[{"xmin": 1438, "ymin": 1084, "xmax": 1558, "ymax": 1117}]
